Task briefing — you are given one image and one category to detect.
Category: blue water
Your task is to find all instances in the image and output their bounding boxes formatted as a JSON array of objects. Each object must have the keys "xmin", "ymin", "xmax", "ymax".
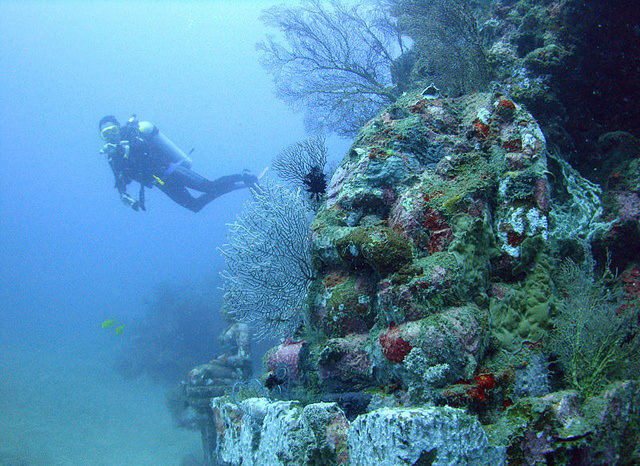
[{"xmin": 0, "ymin": 2, "xmax": 347, "ymax": 464}]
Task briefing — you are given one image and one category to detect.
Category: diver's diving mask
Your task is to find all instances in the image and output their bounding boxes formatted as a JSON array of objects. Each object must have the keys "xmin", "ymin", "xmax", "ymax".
[{"xmin": 100, "ymin": 124, "xmax": 120, "ymax": 142}]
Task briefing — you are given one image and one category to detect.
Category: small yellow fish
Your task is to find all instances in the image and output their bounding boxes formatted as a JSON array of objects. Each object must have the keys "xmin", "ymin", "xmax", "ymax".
[
  {"xmin": 115, "ymin": 325, "xmax": 125, "ymax": 336},
  {"xmin": 101, "ymin": 319, "xmax": 116, "ymax": 329}
]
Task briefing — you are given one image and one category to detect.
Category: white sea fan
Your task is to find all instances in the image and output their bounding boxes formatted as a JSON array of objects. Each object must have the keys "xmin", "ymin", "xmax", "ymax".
[{"xmin": 219, "ymin": 180, "xmax": 315, "ymax": 340}]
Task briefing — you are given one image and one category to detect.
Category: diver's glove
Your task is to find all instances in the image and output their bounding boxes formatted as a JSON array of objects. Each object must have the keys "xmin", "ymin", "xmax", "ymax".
[
  {"xmin": 101, "ymin": 143, "xmax": 118, "ymax": 156},
  {"xmin": 121, "ymin": 193, "xmax": 144, "ymax": 211},
  {"xmin": 101, "ymin": 142, "xmax": 128, "ymax": 159}
]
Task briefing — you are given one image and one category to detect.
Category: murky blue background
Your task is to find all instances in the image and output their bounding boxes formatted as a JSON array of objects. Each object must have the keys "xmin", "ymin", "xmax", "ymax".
[{"xmin": 0, "ymin": 2, "xmax": 347, "ymax": 464}]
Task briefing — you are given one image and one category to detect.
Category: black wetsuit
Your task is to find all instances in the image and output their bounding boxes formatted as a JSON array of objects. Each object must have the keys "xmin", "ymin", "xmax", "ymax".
[{"xmin": 105, "ymin": 123, "xmax": 250, "ymax": 212}]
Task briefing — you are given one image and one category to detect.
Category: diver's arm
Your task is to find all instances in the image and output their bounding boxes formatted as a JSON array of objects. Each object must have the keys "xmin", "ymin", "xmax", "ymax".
[
  {"xmin": 121, "ymin": 192, "xmax": 142, "ymax": 211},
  {"xmin": 119, "ymin": 185, "xmax": 144, "ymax": 211},
  {"xmin": 103, "ymin": 141, "xmax": 143, "ymax": 211},
  {"xmin": 108, "ymin": 161, "xmax": 142, "ymax": 211},
  {"xmin": 137, "ymin": 184, "xmax": 146, "ymax": 211}
]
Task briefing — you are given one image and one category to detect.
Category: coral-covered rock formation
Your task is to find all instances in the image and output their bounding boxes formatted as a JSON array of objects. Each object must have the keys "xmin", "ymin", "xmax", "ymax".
[
  {"xmin": 302, "ymin": 90, "xmax": 551, "ymax": 398},
  {"xmin": 201, "ymin": 3, "xmax": 640, "ymax": 464},
  {"xmin": 487, "ymin": 380, "xmax": 640, "ymax": 464},
  {"xmin": 203, "ymin": 84, "xmax": 640, "ymax": 463},
  {"xmin": 235, "ymin": 87, "xmax": 640, "ymax": 465}
]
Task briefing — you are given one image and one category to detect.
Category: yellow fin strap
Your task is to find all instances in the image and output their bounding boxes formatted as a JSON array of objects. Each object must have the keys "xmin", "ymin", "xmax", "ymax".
[{"xmin": 153, "ymin": 175, "xmax": 165, "ymax": 186}]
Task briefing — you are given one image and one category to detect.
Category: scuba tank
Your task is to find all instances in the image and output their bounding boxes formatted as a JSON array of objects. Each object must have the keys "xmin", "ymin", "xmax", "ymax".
[{"xmin": 130, "ymin": 116, "xmax": 193, "ymax": 169}]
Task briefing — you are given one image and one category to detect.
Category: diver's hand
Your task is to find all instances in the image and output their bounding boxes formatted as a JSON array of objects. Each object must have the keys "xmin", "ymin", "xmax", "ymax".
[
  {"xmin": 100, "ymin": 143, "xmax": 118, "ymax": 156},
  {"xmin": 121, "ymin": 193, "xmax": 142, "ymax": 211}
]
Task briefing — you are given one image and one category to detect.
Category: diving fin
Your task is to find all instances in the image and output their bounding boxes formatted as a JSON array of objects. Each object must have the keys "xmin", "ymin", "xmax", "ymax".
[{"xmin": 257, "ymin": 166, "xmax": 269, "ymax": 180}]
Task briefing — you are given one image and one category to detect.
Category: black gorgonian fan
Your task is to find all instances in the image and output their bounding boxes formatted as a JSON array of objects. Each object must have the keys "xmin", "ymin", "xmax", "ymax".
[
  {"xmin": 272, "ymin": 135, "xmax": 329, "ymax": 207},
  {"xmin": 302, "ymin": 165, "xmax": 327, "ymax": 201}
]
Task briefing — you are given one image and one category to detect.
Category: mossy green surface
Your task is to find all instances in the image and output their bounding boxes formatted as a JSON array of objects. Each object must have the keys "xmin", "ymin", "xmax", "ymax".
[
  {"xmin": 373, "ymin": 306, "xmax": 489, "ymax": 384},
  {"xmin": 449, "ymin": 213, "xmax": 500, "ymax": 300},
  {"xmin": 485, "ymin": 381, "xmax": 640, "ymax": 464},
  {"xmin": 312, "ymin": 205, "xmax": 348, "ymax": 230},
  {"xmin": 401, "ymin": 253, "xmax": 460, "ymax": 313},
  {"xmin": 419, "ymin": 152, "xmax": 502, "ymax": 217},
  {"xmin": 524, "ymin": 44, "xmax": 569, "ymax": 73},
  {"xmin": 499, "ymin": 168, "xmax": 541, "ymax": 201},
  {"xmin": 582, "ymin": 381, "xmax": 640, "ymax": 463},
  {"xmin": 315, "ymin": 335, "xmax": 373, "ymax": 392},
  {"xmin": 490, "ymin": 243, "xmax": 554, "ymax": 351},
  {"xmin": 412, "ymin": 305, "xmax": 489, "ymax": 380},
  {"xmin": 510, "ymin": 83, "xmax": 560, "ymax": 117},
  {"xmin": 323, "ymin": 275, "xmax": 374, "ymax": 337},
  {"xmin": 484, "ymin": 393, "xmax": 575, "ymax": 464},
  {"xmin": 335, "ymin": 225, "xmax": 412, "ymax": 276}
]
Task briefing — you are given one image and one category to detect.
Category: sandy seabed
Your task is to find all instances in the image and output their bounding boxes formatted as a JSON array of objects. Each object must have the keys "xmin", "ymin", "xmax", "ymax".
[{"xmin": 0, "ymin": 335, "xmax": 201, "ymax": 466}]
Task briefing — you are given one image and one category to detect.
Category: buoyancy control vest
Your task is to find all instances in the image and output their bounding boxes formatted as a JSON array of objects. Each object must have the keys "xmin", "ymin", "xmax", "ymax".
[{"xmin": 131, "ymin": 117, "xmax": 193, "ymax": 170}]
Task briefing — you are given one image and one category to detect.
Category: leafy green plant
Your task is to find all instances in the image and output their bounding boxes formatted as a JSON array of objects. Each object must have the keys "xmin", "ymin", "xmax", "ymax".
[
  {"xmin": 390, "ymin": 0, "xmax": 491, "ymax": 96},
  {"xmin": 550, "ymin": 260, "xmax": 640, "ymax": 398}
]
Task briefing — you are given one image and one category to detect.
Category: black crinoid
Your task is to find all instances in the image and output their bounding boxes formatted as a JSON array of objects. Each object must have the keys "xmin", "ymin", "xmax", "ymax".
[
  {"xmin": 273, "ymin": 135, "xmax": 329, "ymax": 207},
  {"xmin": 302, "ymin": 165, "xmax": 327, "ymax": 201}
]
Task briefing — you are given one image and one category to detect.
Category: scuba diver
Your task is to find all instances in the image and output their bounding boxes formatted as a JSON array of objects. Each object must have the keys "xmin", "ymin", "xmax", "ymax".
[{"xmin": 98, "ymin": 115, "xmax": 258, "ymax": 212}]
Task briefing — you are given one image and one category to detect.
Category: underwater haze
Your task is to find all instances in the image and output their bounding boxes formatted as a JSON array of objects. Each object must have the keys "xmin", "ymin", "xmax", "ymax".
[{"xmin": 0, "ymin": 2, "xmax": 345, "ymax": 464}]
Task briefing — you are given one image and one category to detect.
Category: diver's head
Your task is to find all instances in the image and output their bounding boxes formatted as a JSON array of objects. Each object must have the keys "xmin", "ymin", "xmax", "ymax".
[{"xmin": 99, "ymin": 115, "xmax": 121, "ymax": 143}]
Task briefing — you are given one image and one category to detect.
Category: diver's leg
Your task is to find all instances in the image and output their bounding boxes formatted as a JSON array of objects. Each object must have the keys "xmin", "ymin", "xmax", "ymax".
[
  {"xmin": 159, "ymin": 183, "xmax": 208, "ymax": 213},
  {"xmin": 204, "ymin": 174, "xmax": 249, "ymax": 197},
  {"xmin": 168, "ymin": 166, "xmax": 254, "ymax": 199}
]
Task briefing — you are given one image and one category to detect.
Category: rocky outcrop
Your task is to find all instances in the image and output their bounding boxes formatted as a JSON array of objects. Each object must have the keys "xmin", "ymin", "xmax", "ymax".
[
  {"xmin": 348, "ymin": 405, "xmax": 506, "ymax": 465},
  {"xmin": 215, "ymin": 88, "xmax": 639, "ymax": 464},
  {"xmin": 212, "ymin": 396, "xmax": 505, "ymax": 466},
  {"xmin": 486, "ymin": 380, "xmax": 640, "ymax": 464},
  {"xmin": 213, "ymin": 397, "xmax": 349, "ymax": 465},
  {"xmin": 213, "ymin": 380, "xmax": 640, "ymax": 465},
  {"xmin": 303, "ymin": 90, "xmax": 552, "ymax": 399}
]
